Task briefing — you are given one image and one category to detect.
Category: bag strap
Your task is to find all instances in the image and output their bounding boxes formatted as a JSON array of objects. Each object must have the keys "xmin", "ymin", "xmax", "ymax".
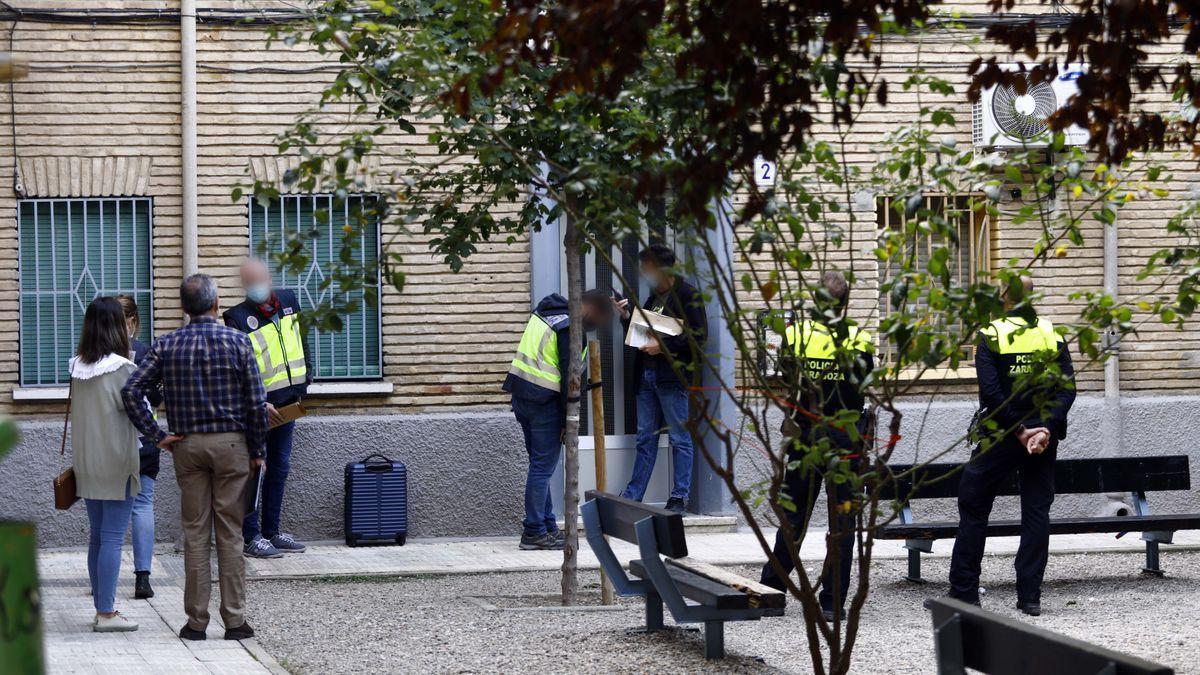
[{"xmin": 60, "ymin": 379, "xmax": 72, "ymax": 457}]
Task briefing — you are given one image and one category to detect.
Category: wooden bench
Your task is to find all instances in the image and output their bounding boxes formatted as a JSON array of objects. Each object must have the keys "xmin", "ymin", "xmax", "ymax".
[
  {"xmin": 878, "ymin": 456, "xmax": 1199, "ymax": 582},
  {"xmin": 581, "ymin": 491, "xmax": 786, "ymax": 659},
  {"xmin": 927, "ymin": 597, "xmax": 1173, "ymax": 674}
]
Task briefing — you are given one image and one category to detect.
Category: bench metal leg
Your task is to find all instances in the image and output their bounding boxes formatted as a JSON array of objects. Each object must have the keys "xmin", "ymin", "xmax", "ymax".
[
  {"xmin": 1142, "ymin": 541, "xmax": 1164, "ymax": 577},
  {"xmin": 703, "ymin": 620, "xmax": 725, "ymax": 660},
  {"xmin": 907, "ymin": 549, "xmax": 924, "ymax": 583},
  {"xmin": 933, "ymin": 613, "xmax": 965, "ymax": 675},
  {"xmin": 645, "ymin": 591, "xmax": 664, "ymax": 631}
]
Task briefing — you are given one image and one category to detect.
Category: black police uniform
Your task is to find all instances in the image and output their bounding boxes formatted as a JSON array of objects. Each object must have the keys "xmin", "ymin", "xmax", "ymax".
[
  {"xmin": 948, "ymin": 310, "xmax": 1077, "ymax": 605},
  {"xmin": 760, "ymin": 320, "xmax": 874, "ymax": 615}
]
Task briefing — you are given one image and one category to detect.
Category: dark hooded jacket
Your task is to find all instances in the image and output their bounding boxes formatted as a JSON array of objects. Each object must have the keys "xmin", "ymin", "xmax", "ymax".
[{"xmin": 502, "ymin": 293, "xmax": 585, "ymax": 420}]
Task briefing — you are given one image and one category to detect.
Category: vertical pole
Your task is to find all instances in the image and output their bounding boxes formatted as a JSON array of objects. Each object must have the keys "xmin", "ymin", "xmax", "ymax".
[
  {"xmin": 181, "ymin": 0, "xmax": 198, "ymax": 278},
  {"xmin": 1101, "ymin": 211, "xmax": 1124, "ymax": 510},
  {"xmin": 588, "ymin": 340, "xmax": 614, "ymax": 605}
]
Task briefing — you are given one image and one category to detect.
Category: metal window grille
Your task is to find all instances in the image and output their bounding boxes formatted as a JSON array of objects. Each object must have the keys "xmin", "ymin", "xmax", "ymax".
[
  {"xmin": 18, "ymin": 197, "xmax": 155, "ymax": 386},
  {"xmin": 248, "ymin": 194, "xmax": 382, "ymax": 380},
  {"xmin": 877, "ymin": 194, "xmax": 992, "ymax": 363}
]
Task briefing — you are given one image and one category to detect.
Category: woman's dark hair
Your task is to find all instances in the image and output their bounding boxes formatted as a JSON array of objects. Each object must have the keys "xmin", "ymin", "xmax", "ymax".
[
  {"xmin": 77, "ymin": 297, "xmax": 131, "ymax": 365},
  {"xmin": 115, "ymin": 294, "xmax": 140, "ymax": 334},
  {"xmin": 638, "ymin": 243, "xmax": 676, "ymax": 268}
]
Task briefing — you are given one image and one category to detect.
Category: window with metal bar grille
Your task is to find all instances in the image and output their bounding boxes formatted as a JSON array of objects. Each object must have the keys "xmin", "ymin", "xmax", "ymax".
[
  {"xmin": 248, "ymin": 194, "xmax": 382, "ymax": 380},
  {"xmin": 18, "ymin": 197, "xmax": 154, "ymax": 387},
  {"xmin": 876, "ymin": 194, "xmax": 992, "ymax": 364}
]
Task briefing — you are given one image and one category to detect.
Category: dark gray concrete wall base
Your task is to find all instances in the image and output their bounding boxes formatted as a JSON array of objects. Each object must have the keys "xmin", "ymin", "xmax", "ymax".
[
  {"xmin": 2, "ymin": 411, "xmax": 527, "ymax": 548},
  {"xmin": 732, "ymin": 394, "xmax": 1200, "ymax": 526}
]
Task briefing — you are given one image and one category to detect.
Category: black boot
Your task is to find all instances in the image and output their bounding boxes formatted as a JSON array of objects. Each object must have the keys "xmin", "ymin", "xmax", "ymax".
[{"xmin": 134, "ymin": 571, "xmax": 154, "ymax": 599}]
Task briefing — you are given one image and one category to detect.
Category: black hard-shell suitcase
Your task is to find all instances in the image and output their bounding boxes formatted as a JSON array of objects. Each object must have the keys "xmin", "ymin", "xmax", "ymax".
[{"xmin": 344, "ymin": 453, "xmax": 408, "ymax": 547}]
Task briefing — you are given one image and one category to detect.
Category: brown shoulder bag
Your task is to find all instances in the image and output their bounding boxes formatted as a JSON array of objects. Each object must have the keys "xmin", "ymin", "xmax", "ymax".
[{"xmin": 53, "ymin": 381, "xmax": 78, "ymax": 510}]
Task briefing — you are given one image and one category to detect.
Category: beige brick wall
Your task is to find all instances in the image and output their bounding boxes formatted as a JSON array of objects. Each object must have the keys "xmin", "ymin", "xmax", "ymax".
[
  {"xmin": 0, "ymin": 1, "xmax": 1195, "ymax": 422},
  {"xmin": 0, "ymin": 2, "xmax": 527, "ymax": 417}
]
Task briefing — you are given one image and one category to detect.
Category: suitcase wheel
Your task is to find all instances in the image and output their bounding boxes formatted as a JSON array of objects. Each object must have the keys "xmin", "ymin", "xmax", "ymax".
[
  {"xmin": 346, "ymin": 536, "xmax": 358, "ymax": 548},
  {"xmin": 395, "ymin": 534, "xmax": 406, "ymax": 546}
]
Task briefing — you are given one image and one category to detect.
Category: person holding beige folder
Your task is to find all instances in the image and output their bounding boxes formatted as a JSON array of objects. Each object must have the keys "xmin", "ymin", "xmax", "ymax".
[
  {"xmin": 617, "ymin": 244, "xmax": 708, "ymax": 514},
  {"xmin": 223, "ymin": 258, "xmax": 313, "ymax": 559}
]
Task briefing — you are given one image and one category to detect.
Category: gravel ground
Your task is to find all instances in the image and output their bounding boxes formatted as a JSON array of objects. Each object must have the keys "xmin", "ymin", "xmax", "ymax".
[{"xmin": 249, "ymin": 549, "xmax": 1200, "ymax": 674}]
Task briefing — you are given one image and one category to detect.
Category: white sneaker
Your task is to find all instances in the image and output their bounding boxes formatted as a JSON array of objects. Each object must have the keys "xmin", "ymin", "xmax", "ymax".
[{"xmin": 93, "ymin": 612, "xmax": 138, "ymax": 632}]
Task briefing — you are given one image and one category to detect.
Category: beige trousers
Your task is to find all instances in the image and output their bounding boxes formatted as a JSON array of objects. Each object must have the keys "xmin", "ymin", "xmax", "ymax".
[{"xmin": 173, "ymin": 432, "xmax": 251, "ymax": 631}]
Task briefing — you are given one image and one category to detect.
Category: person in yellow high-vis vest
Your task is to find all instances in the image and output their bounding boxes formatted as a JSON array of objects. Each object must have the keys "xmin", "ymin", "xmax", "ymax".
[
  {"xmin": 223, "ymin": 258, "xmax": 312, "ymax": 559},
  {"xmin": 760, "ymin": 271, "xmax": 875, "ymax": 624},
  {"xmin": 502, "ymin": 290, "xmax": 615, "ymax": 551},
  {"xmin": 941, "ymin": 278, "xmax": 1076, "ymax": 617}
]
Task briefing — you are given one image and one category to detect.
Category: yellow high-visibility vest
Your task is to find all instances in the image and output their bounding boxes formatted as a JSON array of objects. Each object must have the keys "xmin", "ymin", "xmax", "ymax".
[
  {"xmin": 508, "ymin": 314, "xmax": 586, "ymax": 393},
  {"xmin": 982, "ymin": 316, "xmax": 1062, "ymax": 355},
  {"xmin": 246, "ymin": 312, "xmax": 308, "ymax": 393},
  {"xmin": 786, "ymin": 320, "xmax": 873, "ymax": 358}
]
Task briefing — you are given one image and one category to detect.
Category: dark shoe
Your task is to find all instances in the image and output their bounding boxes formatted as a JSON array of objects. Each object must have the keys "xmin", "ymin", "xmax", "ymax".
[
  {"xmin": 519, "ymin": 532, "xmax": 565, "ymax": 551},
  {"xmin": 821, "ymin": 607, "xmax": 847, "ymax": 622},
  {"xmin": 664, "ymin": 497, "xmax": 687, "ymax": 514},
  {"xmin": 548, "ymin": 529, "xmax": 566, "ymax": 543},
  {"xmin": 1017, "ymin": 600, "xmax": 1041, "ymax": 616},
  {"xmin": 179, "ymin": 624, "xmax": 207, "ymax": 641},
  {"xmin": 224, "ymin": 621, "xmax": 255, "ymax": 640},
  {"xmin": 243, "ymin": 536, "xmax": 284, "ymax": 559},
  {"xmin": 269, "ymin": 533, "xmax": 307, "ymax": 553},
  {"xmin": 134, "ymin": 571, "xmax": 154, "ymax": 600}
]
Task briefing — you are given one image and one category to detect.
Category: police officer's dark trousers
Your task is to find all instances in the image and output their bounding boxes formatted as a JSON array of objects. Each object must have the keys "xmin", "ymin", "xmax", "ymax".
[
  {"xmin": 949, "ymin": 434, "xmax": 1057, "ymax": 604},
  {"xmin": 760, "ymin": 447, "xmax": 856, "ymax": 612}
]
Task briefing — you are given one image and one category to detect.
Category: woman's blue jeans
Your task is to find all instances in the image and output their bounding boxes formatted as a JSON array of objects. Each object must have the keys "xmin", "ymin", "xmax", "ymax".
[
  {"xmin": 86, "ymin": 486, "xmax": 135, "ymax": 614},
  {"xmin": 621, "ymin": 369, "xmax": 694, "ymax": 502},
  {"xmin": 130, "ymin": 475, "xmax": 156, "ymax": 573}
]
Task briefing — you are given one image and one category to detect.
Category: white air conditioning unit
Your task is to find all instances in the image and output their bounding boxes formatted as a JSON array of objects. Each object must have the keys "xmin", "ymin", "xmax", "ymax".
[{"xmin": 973, "ymin": 64, "xmax": 1089, "ymax": 148}]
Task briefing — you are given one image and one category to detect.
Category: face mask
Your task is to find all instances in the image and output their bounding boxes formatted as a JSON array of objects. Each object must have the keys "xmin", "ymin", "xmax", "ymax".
[
  {"xmin": 246, "ymin": 284, "xmax": 271, "ymax": 304},
  {"xmin": 640, "ymin": 271, "xmax": 662, "ymax": 289}
]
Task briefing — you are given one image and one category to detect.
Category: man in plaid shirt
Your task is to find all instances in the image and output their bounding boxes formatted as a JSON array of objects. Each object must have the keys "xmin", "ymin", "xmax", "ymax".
[{"xmin": 123, "ymin": 274, "xmax": 268, "ymax": 643}]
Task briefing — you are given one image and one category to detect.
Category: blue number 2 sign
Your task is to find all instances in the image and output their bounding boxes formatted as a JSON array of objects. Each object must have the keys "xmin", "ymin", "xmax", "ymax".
[{"xmin": 753, "ymin": 157, "xmax": 776, "ymax": 187}]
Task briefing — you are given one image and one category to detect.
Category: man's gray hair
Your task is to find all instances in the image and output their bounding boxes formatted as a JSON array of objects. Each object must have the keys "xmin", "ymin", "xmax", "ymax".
[
  {"xmin": 181, "ymin": 274, "xmax": 218, "ymax": 317},
  {"xmin": 821, "ymin": 270, "xmax": 850, "ymax": 310}
]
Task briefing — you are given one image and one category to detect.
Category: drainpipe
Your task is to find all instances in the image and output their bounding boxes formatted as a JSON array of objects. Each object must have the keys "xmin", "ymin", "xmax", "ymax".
[
  {"xmin": 1099, "ymin": 213, "xmax": 1127, "ymax": 516},
  {"xmin": 181, "ymin": 0, "xmax": 198, "ymax": 277}
]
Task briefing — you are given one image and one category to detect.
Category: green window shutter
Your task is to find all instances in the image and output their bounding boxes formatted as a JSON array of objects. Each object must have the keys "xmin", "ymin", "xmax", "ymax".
[
  {"xmin": 248, "ymin": 194, "xmax": 382, "ymax": 380},
  {"xmin": 18, "ymin": 198, "xmax": 154, "ymax": 386}
]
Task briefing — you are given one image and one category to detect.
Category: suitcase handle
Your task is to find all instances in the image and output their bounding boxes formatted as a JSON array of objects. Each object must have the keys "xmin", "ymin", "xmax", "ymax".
[{"xmin": 361, "ymin": 453, "xmax": 395, "ymax": 473}]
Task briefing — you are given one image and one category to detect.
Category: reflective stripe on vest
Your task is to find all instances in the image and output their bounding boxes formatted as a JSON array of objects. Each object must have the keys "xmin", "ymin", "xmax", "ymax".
[
  {"xmin": 247, "ymin": 312, "xmax": 308, "ymax": 393},
  {"xmin": 785, "ymin": 321, "xmax": 873, "ymax": 359},
  {"xmin": 983, "ymin": 317, "xmax": 1061, "ymax": 354},
  {"xmin": 508, "ymin": 314, "xmax": 586, "ymax": 393}
]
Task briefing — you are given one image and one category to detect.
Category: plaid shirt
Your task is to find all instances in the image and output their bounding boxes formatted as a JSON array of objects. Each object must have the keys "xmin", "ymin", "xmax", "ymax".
[{"xmin": 122, "ymin": 316, "xmax": 269, "ymax": 458}]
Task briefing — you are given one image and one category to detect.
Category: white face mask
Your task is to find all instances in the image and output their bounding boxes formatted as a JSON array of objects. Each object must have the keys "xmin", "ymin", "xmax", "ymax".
[
  {"xmin": 246, "ymin": 283, "xmax": 271, "ymax": 304},
  {"xmin": 640, "ymin": 270, "xmax": 663, "ymax": 289}
]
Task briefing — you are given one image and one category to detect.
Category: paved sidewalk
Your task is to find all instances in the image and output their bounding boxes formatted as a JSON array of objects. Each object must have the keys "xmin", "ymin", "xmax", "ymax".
[
  {"xmin": 36, "ymin": 527, "xmax": 1200, "ymax": 673},
  {"xmin": 41, "ymin": 573, "xmax": 284, "ymax": 674}
]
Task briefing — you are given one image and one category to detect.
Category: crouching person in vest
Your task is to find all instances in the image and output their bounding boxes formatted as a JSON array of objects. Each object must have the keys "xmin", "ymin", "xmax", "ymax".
[
  {"xmin": 503, "ymin": 290, "xmax": 616, "ymax": 551},
  {"xmin": 224, "ymin": 258, "xmax": 312, "ymax": 559}
]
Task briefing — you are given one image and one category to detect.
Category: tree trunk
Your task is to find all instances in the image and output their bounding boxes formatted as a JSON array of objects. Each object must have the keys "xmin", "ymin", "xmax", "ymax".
[{"xmin": 560, "ymin": 217, "xmax": 584, "ymax": 606}]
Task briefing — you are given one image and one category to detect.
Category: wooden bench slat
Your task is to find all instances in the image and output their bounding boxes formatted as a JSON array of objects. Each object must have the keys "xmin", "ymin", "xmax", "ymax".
[
  {"xmin": 585, "ymin": 490, "xmax": 688, "ymax": 558},
  {"xmin": 879, "ymin": 513, "xmax": 1200, "ymax": 540},
  {"xmin": 666, "ymin": 558, "xmax": 787, "ymax": 610},
  {"xmin": 629, "ymin": 559, "xmax": 752, "ymax": 610}
]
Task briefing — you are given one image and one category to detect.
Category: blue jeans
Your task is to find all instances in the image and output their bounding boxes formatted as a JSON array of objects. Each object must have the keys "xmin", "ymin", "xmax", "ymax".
[
  {"xmin": 86, "ymin": 486, "xmax": 135, "ymax": 614},
  {"xmin": 243, "ymin": 421, "xmax": 294, "ymax": 542},
  {"xmin": 130, "ymin": 475, "xmax": 156, "ymax": 572},
  {"xmin": 512, "ymin": 395, "xmax": 563, "ymax": 537},
  {"xmin": 621, "ymin": 369, "xmax": 694, "ymax": 503}
]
